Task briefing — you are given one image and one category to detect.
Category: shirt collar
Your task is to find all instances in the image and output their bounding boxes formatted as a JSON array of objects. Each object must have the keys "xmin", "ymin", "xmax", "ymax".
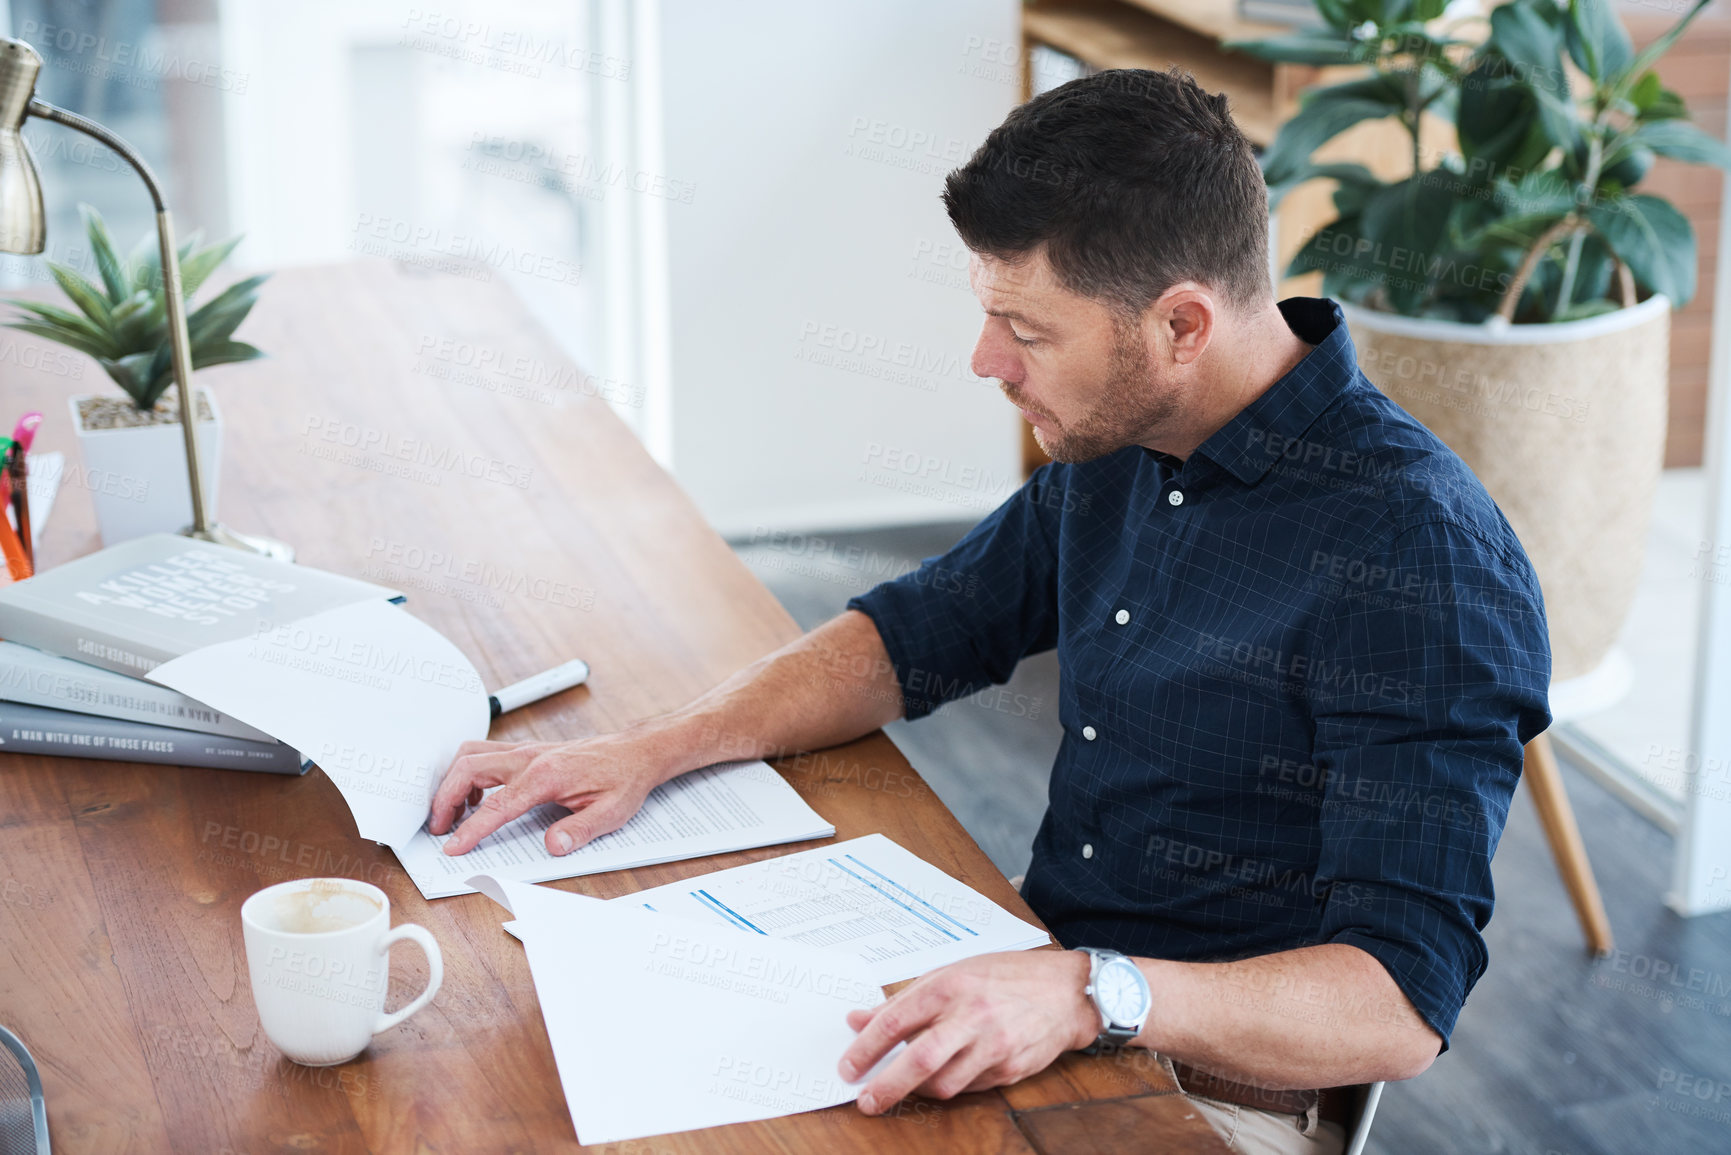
[{"xmin": 1174, "ymin": 297, "xmax": 1359, "ymax": 487}]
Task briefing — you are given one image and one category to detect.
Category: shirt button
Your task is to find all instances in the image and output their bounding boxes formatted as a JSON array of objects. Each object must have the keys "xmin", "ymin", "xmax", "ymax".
[
  {"xmin": 1114, "ymin": 609, "xmax": 1130, "ymax": 626},
  {"xmin": 1082, "ymin": 725, "xmax": 1098, "ymax": 741},
  {"xmin": 1082, "ymin": 843, "xmax": 1094, "ymax": 860},
  {"xmin": 1168, "ymin": 489, "xmax": 1185, "ymax": 507}
]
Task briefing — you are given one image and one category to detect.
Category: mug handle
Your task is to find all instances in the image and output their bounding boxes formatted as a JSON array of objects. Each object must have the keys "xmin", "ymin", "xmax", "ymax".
[{"xmin": 372, "ymin": 923, "xmax": 444, "ymax": 1035}]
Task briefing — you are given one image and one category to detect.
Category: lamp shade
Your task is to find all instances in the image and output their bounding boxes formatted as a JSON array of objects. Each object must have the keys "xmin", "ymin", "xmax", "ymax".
[{"xmin": 0, "ymin": 38, "xmax": 44, "ymax": 255}]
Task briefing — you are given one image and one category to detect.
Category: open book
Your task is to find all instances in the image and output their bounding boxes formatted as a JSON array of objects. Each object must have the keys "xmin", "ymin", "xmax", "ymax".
[{"xmin": 144, "ymin": 597, "xmax": 833, "ymax": 895}]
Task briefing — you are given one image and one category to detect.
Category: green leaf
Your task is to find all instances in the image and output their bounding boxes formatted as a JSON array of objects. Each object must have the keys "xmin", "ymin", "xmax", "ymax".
[
  {"xmin": 141, "ymin": 341, "xmax": 262, "ymax": 408},
  {"xmin": 1611, "ymin": 0, "xmax": 1711, "ymax": 106},
  {"xmin": 1645, "ymin": 86, "xmax": 1689, "ymax": 120},
  {"xmin": 1331, "ymin": 166, "xmax": 1383, "ymax": 218},
  {"xmin": 110, "ymin": 289, "xmax": 152, "ymax": 326},
  {"xmin": 125, "ymin": 230, "xmax": 158, "ymax": 294},
  {"xmin": 1600, "ymin": 144, "xmax": 1655, "ymax": 189},
  {"xmin": 1485, "ymin": 6, "xmax": 1583, "ymax": 147},
  {"xmin": 1412, "ymin": 0, "xmax": 1447, "ymax": 21},
  {"xmin": 1566, "ymin": 0, "xmax": 1634, "ymax": 83},
  {"xmin": 188, "ymin": 296, "xmax": 258, "ymax": 347},
  {"xmin": 1267, "ymin": 161, "xmax": 1379, "ymax": 210},
  {"xmin": 1488, "ymin": 0, "xmax": 1568, "ymax": 98},
  {"xmin": 6, "ymin": 297, "xmax": 113, "ymax": 338},
  {"xmin": 1457, "ymin": 70, "xmax": 1547, "ymax": 176},
  {"xmin": 1494, "ymin": 169, "xmax": 1579, "ymax": 222},
  {"xmin": 188, "ymin": 273, "xmax": 268, "ymax": 320},
  {"xmin": 131, "ymin": 343, "xmax": 177, "ymax": 409},
  {"xmin": 1480, "ymin": 3, "xmax": 1582, "ymax": 151},
  {"xmin": 1222, "ymin": 31, "xmax": 1363, "ymax": 66},
  {"xmin": 1629, "ymin": 70, "xmax": 1662, "ymax": 112},
  {"xmin": 3, "ymin": 319, "xmax": 112, "ymax": 360},
  {"xmin": 1628, "ymin": 119, "xmax": 1731, "ymax": 169},
  {"xmin": 1358, "ymin": 177, "xmax": 1457, "ymax": 314},
  {"xmin": 176, "ymin": 235, "xmax": 244, "ymax": 299},
  {"xmin": 109, "ymin": 289, "xmax": 164, "ymax": 350},
  {"xmin": 1316, "ymin": 0, "xmax": 1359, "ymax": 32},
  {"xmin": 47, "ymin": 261, "xmax": 114, "ymax": 334},
  {"xmin": 192, "ymin": 339, "xmax": 264, "ymax": 371},
  {"xmin": 104, "ymin": 351, "xmax": 161, "ymax": 407},
  {"xmin": 130, "ymin": 235, "xmax": 197, "ymax": 295},
  {"xmin": 1588, "ymin": 193, "xmax": 1694, "ymax": 305},
  {"xmin": 78, "ymin": 205, "xmax": 131, "ymax": 304},
  {"xmin": 186, "ymin": 275, "xmax": 267, "ymax": 349},
  {"xmin": 1260, "ymin": 78, "xmax": 1406, "ymax": 185}
]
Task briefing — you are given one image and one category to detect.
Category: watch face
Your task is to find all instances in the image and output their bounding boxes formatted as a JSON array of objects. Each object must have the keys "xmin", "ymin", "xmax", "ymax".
[{"xmin": 1096, "ymin": 957, "xmax": 1149, "ymax": 1024}]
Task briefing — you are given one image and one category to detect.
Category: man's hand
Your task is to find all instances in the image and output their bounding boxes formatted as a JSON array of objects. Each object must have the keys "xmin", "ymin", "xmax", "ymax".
[
  {"xmin": 428, "ymin": 733, "xmax": 667, "ymax": 856},
  {"xmin": 838, "ymin": 950, "xmax": 1097, "ymax": 1115}
]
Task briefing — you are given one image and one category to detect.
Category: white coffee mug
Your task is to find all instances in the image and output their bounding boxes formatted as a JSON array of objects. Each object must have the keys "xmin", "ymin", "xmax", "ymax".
[{"xmin": 241, "ymin": 877, "xmax": 443, "ymax": 1066}]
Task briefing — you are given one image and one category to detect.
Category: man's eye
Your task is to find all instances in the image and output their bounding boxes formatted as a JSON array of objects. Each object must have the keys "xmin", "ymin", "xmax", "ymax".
[{"xmin": 1010, "ymin": 329, "xmax": 1038, "ymax": 347}]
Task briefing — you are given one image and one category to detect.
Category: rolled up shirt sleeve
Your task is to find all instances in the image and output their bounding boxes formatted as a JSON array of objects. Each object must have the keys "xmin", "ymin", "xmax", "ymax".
[
  {"xmin": 1305, "ymin": 517, "xmax": 1552, "ymax": 1049},
  {"xmin": 845, "ymin": 465, "xmax": 1066, "ymax": 720}
]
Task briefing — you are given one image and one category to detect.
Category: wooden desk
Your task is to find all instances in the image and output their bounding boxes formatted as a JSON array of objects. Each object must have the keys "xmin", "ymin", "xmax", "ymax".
[{"xmin": 0, "ymin": 260, "xmax": 1228, "ymax": 1153}]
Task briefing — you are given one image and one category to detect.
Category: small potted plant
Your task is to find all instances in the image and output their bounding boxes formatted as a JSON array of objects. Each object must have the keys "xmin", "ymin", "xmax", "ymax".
[
  {"xmin": 6, "ymin": 205, "xmax": 267, "ymax": 545},
  {"xmin": 1227, "ymin": 0, "xmax": 1731, "ymax": 680}
]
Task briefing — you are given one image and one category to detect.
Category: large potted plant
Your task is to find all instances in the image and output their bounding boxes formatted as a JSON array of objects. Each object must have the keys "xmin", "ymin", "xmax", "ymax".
[
  {"xmin": 6, "ymin": 206, "xmax": 267, "ymax": 546},
  {"xmin": 1228, "ymin": 0, "xmax": 1731, "ymax": 680}
]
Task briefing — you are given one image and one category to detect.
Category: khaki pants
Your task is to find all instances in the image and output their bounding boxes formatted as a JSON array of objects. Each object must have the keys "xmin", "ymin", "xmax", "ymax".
[{"xmin": 1158, "ymin": 1055, "xmax": 1348, "ymax": 1155}]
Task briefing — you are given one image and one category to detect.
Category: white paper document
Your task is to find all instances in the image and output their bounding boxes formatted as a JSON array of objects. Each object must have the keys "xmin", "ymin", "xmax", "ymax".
[
  {"xmin": 16, "ymin": 451, "xmax": 63, "ymax": 534},
  {"xmin": 394, "ymin": 760, "xmax": 835, "ymax": 899},
  {"xmin": 146, "ymin": 599, "xmax": 491, "ymax": 845},
  {"xmin": 615, "ymin": 832, "xmax": 1050, "ymax": 985},
  {"xmin": 471, "ymin": 873, "xmax": 894, "ymax": 1145}
]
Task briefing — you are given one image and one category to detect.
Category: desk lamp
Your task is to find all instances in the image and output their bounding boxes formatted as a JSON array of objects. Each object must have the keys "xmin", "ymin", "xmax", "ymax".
[{"xmin": 0, "ymin": 36, "xmax": 290, "ymax": 560}]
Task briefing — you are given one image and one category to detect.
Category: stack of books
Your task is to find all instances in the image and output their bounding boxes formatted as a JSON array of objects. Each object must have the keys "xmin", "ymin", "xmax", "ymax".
[{"xmin": 0, "ymin": 533, "xmax": 403, "ymax": 775}]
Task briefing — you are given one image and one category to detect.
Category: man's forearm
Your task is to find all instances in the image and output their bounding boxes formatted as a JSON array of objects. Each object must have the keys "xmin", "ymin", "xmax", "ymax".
[
  {"xmin": 622, "ymin": 609, "xmax": 906, "ymax": 785},
  {"xmin": 1131, "ymin": 943, "xmax": 1442, "ymax": 1089}
]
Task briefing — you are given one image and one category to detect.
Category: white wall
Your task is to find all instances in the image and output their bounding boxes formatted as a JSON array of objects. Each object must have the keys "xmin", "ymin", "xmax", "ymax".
[{"xmin": 651, "ymin": 0, "xmax": 1023, "ymax": 536}]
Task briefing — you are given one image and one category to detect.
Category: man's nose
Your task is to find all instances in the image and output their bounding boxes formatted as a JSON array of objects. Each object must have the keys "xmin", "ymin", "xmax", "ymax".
[{"xmin": 971, "ymin": 324, "xmax": 1020, "ymax": 384}]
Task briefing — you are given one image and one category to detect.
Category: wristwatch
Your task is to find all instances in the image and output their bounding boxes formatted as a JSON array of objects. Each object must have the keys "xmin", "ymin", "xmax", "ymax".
[{"xmin": 1076, "ymin": 947, "xmax": 1151, "ymax": 1055}]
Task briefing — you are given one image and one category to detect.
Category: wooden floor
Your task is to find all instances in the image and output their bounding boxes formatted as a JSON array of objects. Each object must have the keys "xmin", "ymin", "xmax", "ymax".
[{"xmin": 733, "ymin": 521, "xmax": 1731, "ymax": 1155}]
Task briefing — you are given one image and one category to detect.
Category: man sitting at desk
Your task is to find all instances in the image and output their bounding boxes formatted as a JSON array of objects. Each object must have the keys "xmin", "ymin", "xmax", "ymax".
[{"xmin": 430, "ymin": 67, "xmax": 1550, "ymax": 1155}]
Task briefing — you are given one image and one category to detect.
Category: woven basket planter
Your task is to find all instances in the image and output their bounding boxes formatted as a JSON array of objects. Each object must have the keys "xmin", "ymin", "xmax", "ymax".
[{"xmin": 1341, "ymin": 293, "xmax": 1671, "ymax": 681}]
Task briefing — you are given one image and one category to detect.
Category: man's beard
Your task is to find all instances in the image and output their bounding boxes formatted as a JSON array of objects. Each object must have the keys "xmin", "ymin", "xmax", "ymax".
[{"xmin": 1004, "ymin": 324, "xmax": 1178, "ymax": 465}]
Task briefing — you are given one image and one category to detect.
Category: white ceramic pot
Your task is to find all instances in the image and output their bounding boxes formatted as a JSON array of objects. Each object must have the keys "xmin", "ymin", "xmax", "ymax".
[
  {"xmin": 1342, "ymin": 295, "xmax": 1671, "ymax": 681},
  {"xmin": 68, "ymin": 388, "xmax": 222, "ymax": 546}
]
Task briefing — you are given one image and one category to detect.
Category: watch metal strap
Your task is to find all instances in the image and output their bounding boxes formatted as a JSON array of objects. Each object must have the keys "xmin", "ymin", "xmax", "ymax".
[{"xmin": 1079, "ymin": 948, "xmax": 1141, "ymax": 1055}]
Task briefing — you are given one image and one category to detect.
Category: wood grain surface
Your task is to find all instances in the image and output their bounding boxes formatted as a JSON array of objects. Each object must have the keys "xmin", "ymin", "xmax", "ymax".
[{"xmin": 0, "ymin": 260, "xmax": 1226, "ymax": 1153}]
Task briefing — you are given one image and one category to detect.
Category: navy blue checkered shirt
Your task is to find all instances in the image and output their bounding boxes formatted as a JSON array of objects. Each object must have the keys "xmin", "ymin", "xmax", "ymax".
[{"xmin": 846, "ymin": 296, "xmax": 1551, "ymax": 1048}]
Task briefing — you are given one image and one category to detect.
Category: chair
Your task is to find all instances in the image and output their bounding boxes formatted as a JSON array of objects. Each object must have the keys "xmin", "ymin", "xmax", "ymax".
[
  {"xmin": 1340, "ymin": 1080, "xmax": 1384, "ymax": 1155},
  {"xmin": 1523, "ymin": 651, "xmax": 1632, "ymax": 958},
  {"xmin": 0, "ymin": 1024, "xmax": 49, "ymax": 1155}
]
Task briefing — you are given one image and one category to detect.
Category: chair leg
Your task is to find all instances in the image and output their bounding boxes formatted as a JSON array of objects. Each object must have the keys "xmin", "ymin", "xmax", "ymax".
[{"xmin": 1522, "ymin": 733, "xmax": 1614, "ymax": 957}]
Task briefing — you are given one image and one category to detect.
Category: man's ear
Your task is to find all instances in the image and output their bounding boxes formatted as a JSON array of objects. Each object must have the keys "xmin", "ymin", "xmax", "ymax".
[{"xmin": 1153, "ymin": 285, "xmax": 1215, "ymax": 366}]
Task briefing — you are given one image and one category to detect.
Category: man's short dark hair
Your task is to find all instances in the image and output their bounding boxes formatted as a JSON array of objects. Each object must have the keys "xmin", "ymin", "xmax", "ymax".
[{"xmin": 942, "ymin": 67, "xmax": 1271, "ymax": 317}]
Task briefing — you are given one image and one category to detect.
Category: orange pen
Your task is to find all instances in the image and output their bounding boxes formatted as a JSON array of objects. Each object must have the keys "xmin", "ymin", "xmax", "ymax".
[{"xmin": 0, "ymin": 506, "xmax": 28, "ymax": 581}]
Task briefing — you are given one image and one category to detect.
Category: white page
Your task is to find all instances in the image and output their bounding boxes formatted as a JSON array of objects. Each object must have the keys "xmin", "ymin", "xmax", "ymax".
[
  {"xmin": 146, "ymin": 599, "xmax": 490, "ymax": 845},
  {"xmin": 395, "ymin": 760, "xmax": 833, "ymax": 899},
  {"xmin": 470, "ymin": 873, "xmax": 894, "ymax": 1145},
  {"xmin": 15, "ymin": 451, "xmax": 62, "ymax": 534},
  {"xmin": 616, "ymin": 833, "xmax": 1049, "ymax": 985}
]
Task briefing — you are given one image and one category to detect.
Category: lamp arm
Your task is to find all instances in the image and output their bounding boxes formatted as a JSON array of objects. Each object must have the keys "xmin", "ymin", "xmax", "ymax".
[
  {"xmin": 26, "ymin": 96, "xmax": 209, "ymax": 532},
  {"xmin": 27, "ymin": 97, "xmax": 166, "ymax": 209}
]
